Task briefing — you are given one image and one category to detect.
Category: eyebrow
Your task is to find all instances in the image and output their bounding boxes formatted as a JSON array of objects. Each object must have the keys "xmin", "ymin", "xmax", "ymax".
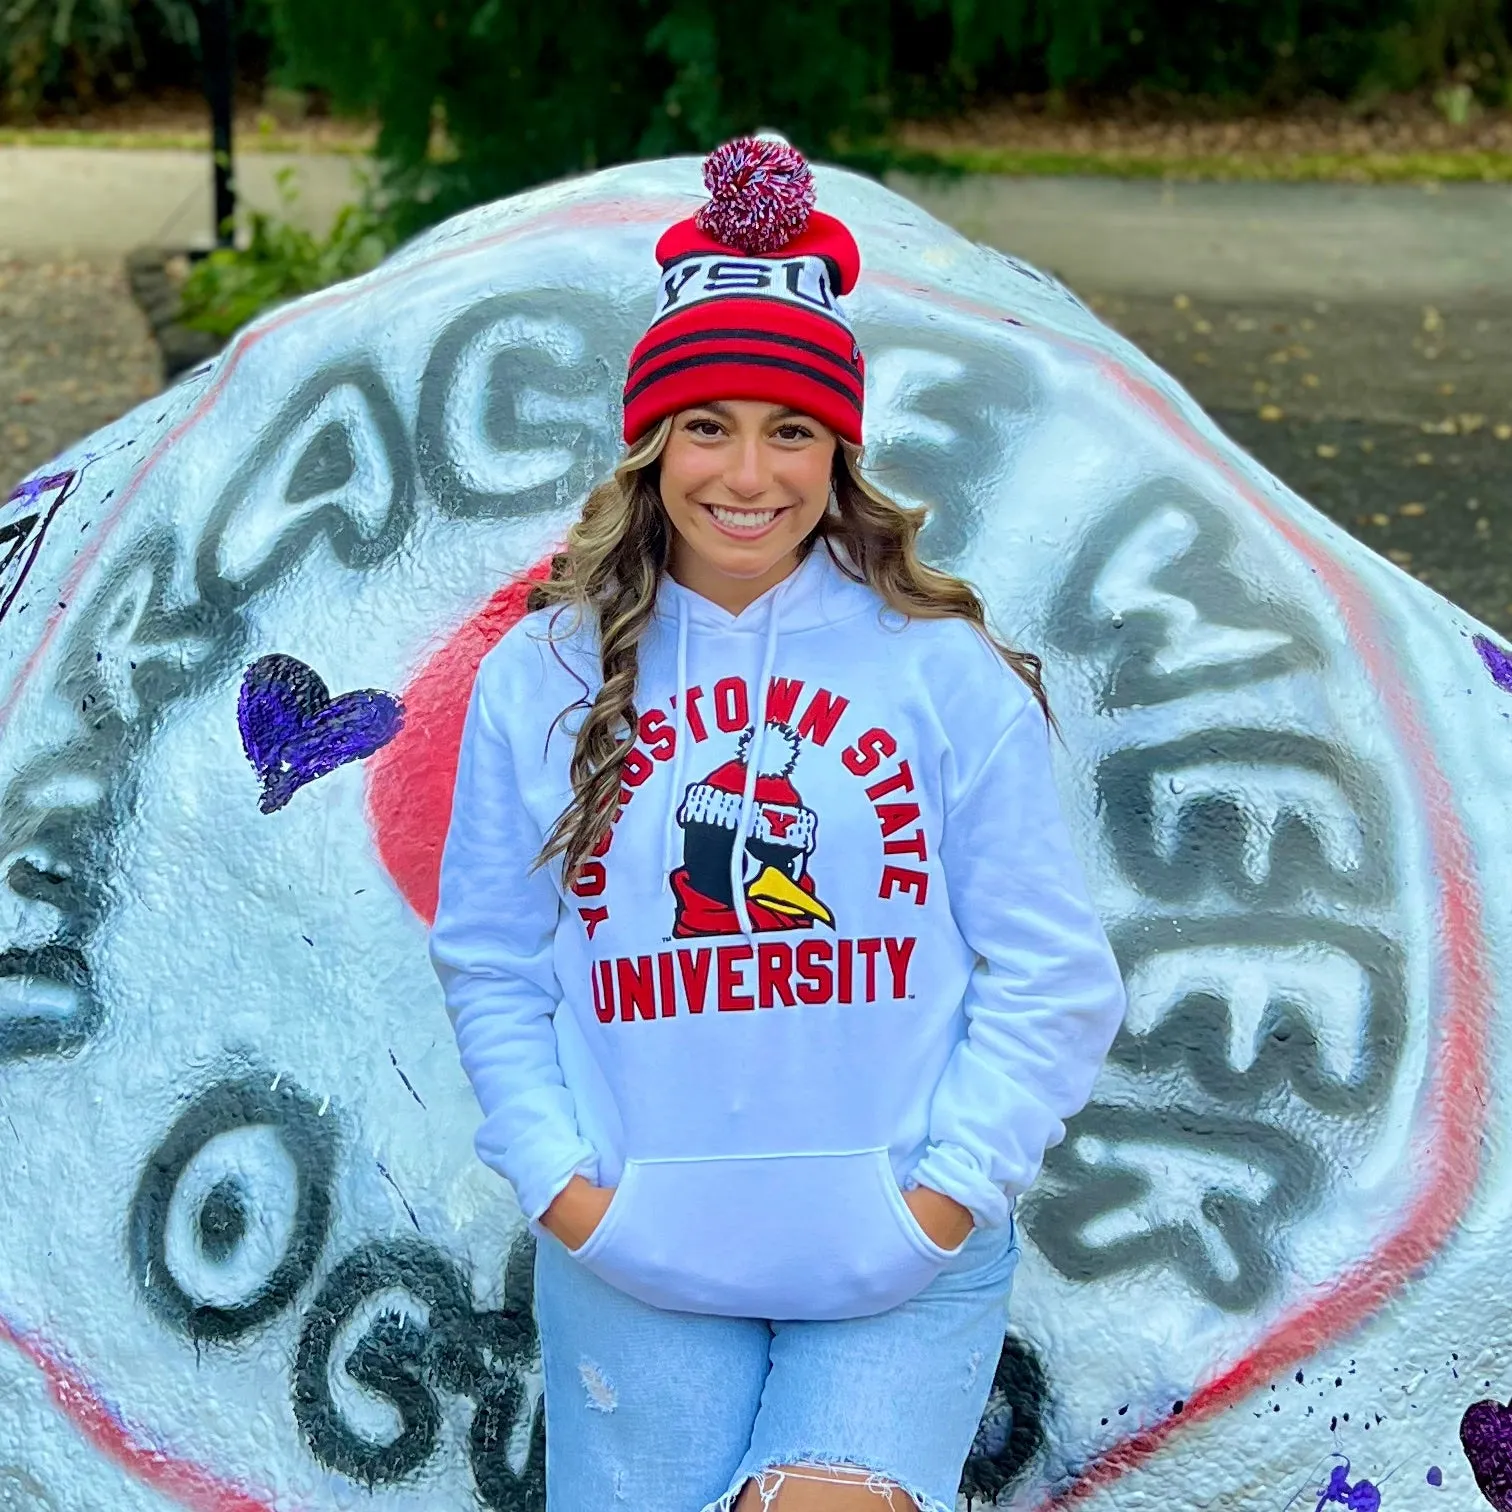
[{"xmin": 690, "ymin": 402, "xmax": 811, "ymax": 421}]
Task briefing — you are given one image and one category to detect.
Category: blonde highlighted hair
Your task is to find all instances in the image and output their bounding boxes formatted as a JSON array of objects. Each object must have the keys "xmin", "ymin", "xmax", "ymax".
[{"xmin": 524, "ymin": 416, "xmax": 1056, "ymax": 886}]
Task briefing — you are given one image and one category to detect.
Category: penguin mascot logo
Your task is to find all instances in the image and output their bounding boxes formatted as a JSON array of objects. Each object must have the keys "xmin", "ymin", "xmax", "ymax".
[{"xmin": 670, "ymin": 720, "xmax": 835, "ymax": 938}]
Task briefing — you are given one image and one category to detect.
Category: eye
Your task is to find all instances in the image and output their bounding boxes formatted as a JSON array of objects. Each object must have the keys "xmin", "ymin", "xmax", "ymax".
[
  {"xmin": 774, "ymin": 423, "xmax": 814, "ymax": 442},
  {"xmin": 684, "ymin": 417, "xmax": 724, "ymax": 438}
]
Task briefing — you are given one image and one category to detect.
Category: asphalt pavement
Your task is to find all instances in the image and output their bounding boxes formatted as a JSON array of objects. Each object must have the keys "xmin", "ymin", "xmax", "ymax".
[
  {"xmin": 0, "ymin": 147, "xmax": 364, "ymax": 255},
  {"xmin": 897, "ymin": 173, "xmax": 1512, "ymax": 633},
  {"xmin": 2, "ymin": 151, "xmax": 1509, "ymax": 633}
]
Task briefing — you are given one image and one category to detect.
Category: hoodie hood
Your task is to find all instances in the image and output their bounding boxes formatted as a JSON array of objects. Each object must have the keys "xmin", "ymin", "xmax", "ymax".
[{"xmin": 651, "ymin": 537, "xmax": 877, "ymax": 942}]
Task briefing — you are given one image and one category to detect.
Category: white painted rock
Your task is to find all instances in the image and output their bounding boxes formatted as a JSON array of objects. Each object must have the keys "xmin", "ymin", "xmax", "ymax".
[{"xmin": 1, "ymin": 155, "xmax": 1509, "ymax": 1512}]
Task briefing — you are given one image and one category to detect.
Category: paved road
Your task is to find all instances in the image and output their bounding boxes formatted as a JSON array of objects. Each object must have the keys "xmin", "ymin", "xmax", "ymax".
[
  {"xmin": 1092, "ymin": 291, "xmax": 1512, "ymax": 632},
  {"xmin": 4, "ymin": 149, "xmax": 1510, "ymax": 292},
  {"xmin": 2, "ymin": 154, "xmax": 1509, "ymax": 633},
  {"xmin": 891, "ymin": 174, "xmax": 1512, "ymax": 302},
  {"xmin": 0, "ymin": 147, "xmax": 364, "ymax": 255}
]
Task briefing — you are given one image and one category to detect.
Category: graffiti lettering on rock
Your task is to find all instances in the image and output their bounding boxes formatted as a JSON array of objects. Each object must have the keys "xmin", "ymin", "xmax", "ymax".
[
  {"xmin": 127, "ymin": 1072, "xmax": 338, "ymax": 1342},
  {"xmin": 0, "ymin": 470, "xmax": 77, "ymax": 626},
  {"xmin": 1049, "ymin": 481, "xmax": 1326, "ymax": 711},
  {"xmin": 1108, "ymin": 915, "xmax": 1406, "ymax": 1116},
  {"xmin": 416, "ymin": 292, "xmax": 633, "ymax": 521},
  {"xmin": 293, "ymin": 1232, "xmax": 544, "ymax": 1509},
  {"xmin": 1026, "ymin": 468, "xmax": 1407, "ymax": 1315},
  {"xmin": 1024, "ymin": 1104, "xmax": 1320, "ymax": 1311}
]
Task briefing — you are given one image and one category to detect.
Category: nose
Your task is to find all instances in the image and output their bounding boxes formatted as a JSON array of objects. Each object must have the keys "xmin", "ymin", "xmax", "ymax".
[{"xmin": 725, "ymin": 435, "xmax": 768, "ymax": 501}]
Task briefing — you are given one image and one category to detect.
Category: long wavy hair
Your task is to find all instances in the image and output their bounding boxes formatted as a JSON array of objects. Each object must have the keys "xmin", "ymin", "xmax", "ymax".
[{"xmin": 524, "ymin": 417, "xmax": 1058, "ymax": 886}]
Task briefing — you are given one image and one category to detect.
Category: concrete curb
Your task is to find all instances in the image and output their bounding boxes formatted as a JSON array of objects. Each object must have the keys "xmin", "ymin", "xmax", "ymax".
[{"xmin": 124, "ymin": 246, "xmax": 228, "ymax": 381}]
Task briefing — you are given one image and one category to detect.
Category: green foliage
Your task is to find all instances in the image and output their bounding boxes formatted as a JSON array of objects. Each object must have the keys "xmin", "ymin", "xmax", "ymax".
[
  {"xmin": 262, "ymin": 0, "xmax": 1512, "ymax": 238},
  {"xmin": 269, "ymin": 0, "xmax": 658, "ymax": 236},
  {"xmin": 1369, "ymin": 0, "xmax": 1512, "ymax": 100},
  {"xmin": 0, "ymin": 0, "xmax": 199, "ymax": 113},
  {"xmin": 7, "ymin": 0, "xmax": 1495, "ymax": 216},
  {"xmin": 266, "ymin": 0, "xmax": 939, "ymax": 235},
  {"xmin": 926, "ymin": 0, "xmax": 1510, "ymax": 101},
  {"xmin": 177, "ymin": 168, "xmax": 393, "ymax": 339},
  {"xmin": 0, "ymin": 0, "xmax": 280, "ymax": 117}
]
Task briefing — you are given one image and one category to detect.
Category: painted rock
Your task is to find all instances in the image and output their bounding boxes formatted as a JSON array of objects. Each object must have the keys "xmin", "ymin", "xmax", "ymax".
[{"xmin": 0, "ymin": 155, "xmax": 1507, "ymax": 1512}]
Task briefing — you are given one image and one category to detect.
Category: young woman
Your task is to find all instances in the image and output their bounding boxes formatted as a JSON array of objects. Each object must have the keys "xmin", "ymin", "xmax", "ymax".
[{"xmin": 429, "ymin": 139, "xmax": 1128, "ymax": 1512}]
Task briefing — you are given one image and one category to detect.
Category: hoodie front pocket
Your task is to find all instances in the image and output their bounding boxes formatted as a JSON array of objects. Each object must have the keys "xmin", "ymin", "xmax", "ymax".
[{"xmin": 570, "ymin": 1147, "xmax": 948, "ymax": 1320}]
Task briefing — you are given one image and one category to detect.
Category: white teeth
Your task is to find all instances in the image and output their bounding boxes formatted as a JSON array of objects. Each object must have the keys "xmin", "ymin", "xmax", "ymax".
[{"xmin": 708, "ymin": 504, "xmax": 777, "ymax": 529}]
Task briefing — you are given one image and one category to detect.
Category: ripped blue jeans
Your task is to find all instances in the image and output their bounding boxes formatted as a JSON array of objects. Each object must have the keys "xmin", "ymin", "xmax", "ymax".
[{"xmin": 532, "ymin": 1212, "xmax": 1020, "ymax": 1511}]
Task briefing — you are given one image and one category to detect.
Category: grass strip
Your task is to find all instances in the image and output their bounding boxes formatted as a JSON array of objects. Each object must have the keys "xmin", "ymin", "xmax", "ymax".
[
  {"xmin": 4, "ymin": 130, "xmax": 1512, "ymax": 183},
  {"xmin": 0, "ymin": 128, "xmax": 373, "ymax": 154},
  {"xmin": 895, "ymin": 144, "xmax": 1512, "ymax": 183}
]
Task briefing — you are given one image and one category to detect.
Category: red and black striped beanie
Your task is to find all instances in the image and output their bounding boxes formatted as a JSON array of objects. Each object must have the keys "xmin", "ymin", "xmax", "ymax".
[{"xmin": 622, "ymin": 138, "xmax": 864, "ymax": 447}]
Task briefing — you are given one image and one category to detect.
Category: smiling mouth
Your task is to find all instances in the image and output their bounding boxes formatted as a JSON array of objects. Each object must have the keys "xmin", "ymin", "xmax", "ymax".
[{"xmin": 701, "ymin": 502, "xmax": 788, "ymax": 536}]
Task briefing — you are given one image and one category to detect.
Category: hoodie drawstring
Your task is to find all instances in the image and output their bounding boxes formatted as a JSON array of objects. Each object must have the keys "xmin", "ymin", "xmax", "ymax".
[
  {"xmin": 661, "ymin": 592, "xmax": 692, "ymax": 895},
  {"xmin": 728, "ymin": 588, "xmax": 783, "ymax": 942},
  {"xmin": 660, "ymin": 555, "xmax": 812, "ymax": 937}
]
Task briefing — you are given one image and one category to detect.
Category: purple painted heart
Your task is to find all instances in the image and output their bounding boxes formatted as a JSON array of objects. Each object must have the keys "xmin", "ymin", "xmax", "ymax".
[
  {"xmin": 238, "ymin": 653, "xmax": 405, "ymax": 814},
  {"xmin": 1461, "ymin": 1399, "xmax": 1512, "ymax": 1510},
  {"xmin": 1473, "ymin": 633, "xmax": 1512, "ymax": 694}
]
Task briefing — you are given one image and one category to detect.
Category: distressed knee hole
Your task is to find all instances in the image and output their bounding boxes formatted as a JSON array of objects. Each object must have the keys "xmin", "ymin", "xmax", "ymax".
[
  {"xmin": 720, "ymin": 1461, "xmax": 928, "ymax": 1509},
  {"xmin": 577, "ymin": 1357, "xmax": 617, "ymax": 1413}
]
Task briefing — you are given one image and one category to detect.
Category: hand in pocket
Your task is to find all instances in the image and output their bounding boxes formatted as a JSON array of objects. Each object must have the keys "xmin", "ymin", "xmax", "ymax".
[
  {"xmin": 902, "ymin": 1183, "xmax": 974, "ymax": 1251},
  {"xmin": 541, "ymin": 1174, "xmax": 617, "ymax": 1252}
]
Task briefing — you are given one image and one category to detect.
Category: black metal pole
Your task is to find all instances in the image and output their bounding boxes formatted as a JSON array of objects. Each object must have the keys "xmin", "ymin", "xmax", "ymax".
[{"xmin": 202, "ymin": 0, "xmax": 236, "ymax": 248}]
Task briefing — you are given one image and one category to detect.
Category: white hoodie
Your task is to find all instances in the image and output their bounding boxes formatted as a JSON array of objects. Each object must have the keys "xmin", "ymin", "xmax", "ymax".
[{"xmin": 429, "ymin": 538, "xmax": 1127, "ymax": 1321}]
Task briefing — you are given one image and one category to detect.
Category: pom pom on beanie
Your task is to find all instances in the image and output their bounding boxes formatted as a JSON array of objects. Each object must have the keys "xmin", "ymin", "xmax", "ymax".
[{"xmin": 695, "ymin": 137, "xmax": 817, "ymax": 255}]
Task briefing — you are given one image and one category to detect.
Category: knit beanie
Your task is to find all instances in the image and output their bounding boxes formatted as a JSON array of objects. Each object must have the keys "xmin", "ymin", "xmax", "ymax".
[
  {"xmin": 622, "ymin": 137, "xmax": 865, "ymax": 447},
  {"xmin": 676, "ymin": 722, "xmax": 818, "ymax": 855}
]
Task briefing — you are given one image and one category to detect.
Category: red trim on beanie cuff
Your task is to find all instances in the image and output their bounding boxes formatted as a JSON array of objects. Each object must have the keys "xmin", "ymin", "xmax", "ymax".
[
  {"xmin": 656, "ymin": 211, "xmax": 861, "ymax": 295},
  {"xmin": 628, "ymin": 327, "xmax": 861, "ymax": 395},
  {"xmin": 623, "ymin": 361, "xmax": 863, "ymax": 447},
  {"xmin": 630, "ymin": 295, "xmax": 860, "ymax": 378},
  {"xmin": 624, "ymin": 296, "xmax": 865, "ymax": 445}
]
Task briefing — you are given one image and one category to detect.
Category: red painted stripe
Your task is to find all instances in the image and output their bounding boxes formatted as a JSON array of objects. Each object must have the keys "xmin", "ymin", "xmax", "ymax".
[
  {"xmin": 365, "ymin": 559, "xmax": 556, "ymax": 923},
  {"xmin": 0, "ymin": 1311, "xmax": 285, "ymax": 1512},
  {"xmin": 1026, "ymin": 357, "xmax": 1490, "ymax": 1508}
]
